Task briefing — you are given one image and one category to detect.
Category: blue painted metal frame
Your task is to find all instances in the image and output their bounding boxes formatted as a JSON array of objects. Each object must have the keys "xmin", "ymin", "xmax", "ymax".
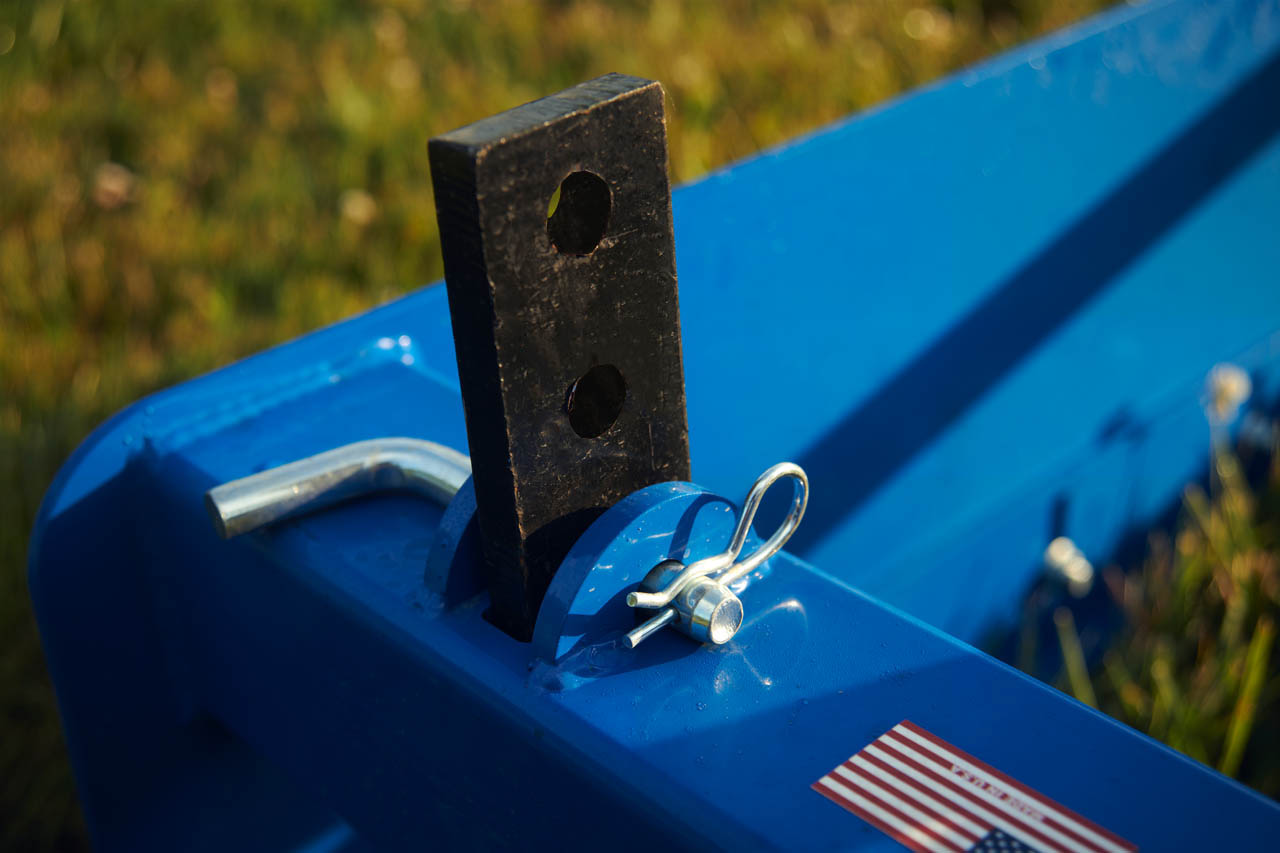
[{"xmin": 29, "ymin": 0, "xmax": 1280, "ymax": 849}]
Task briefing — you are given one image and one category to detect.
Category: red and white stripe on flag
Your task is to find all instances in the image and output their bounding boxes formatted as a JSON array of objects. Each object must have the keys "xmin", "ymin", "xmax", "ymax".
[{"xmin": 812, "ymin": 720, "xmax": 1137, "ymax": 853}]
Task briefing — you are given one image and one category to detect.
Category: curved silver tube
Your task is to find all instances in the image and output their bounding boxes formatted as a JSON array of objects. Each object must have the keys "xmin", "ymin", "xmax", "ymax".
[{"xmin": 205, "ymin": 437, "xmax": 472, "ymax": 539}]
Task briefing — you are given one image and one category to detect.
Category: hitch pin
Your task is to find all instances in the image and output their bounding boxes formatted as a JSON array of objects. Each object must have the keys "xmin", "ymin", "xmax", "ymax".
[{"xmin": 623, "ymin": 462, "xmax": 808, "ymax": 649}]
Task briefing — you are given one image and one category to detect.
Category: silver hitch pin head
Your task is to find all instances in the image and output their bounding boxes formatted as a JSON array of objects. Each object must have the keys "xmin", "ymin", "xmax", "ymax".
[{"xmin": 623, "ymin": 462, "xmax": 808, "ymax": 649}]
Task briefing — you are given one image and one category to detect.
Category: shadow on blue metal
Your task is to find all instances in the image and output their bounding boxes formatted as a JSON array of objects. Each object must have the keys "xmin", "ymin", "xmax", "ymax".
[{"xmin": 789, "ymin": 46, "xmax": 1280, "ymax": 555}]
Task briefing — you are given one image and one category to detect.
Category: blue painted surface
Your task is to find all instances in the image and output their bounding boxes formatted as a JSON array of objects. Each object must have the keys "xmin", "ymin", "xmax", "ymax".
[
  {"xmin": 33, "ymin": 435, "xmax": 1280, "ymax": 850},
  {"xmin": 677, "ymin": 0, "xmax": 1280, "ymax": 638},
  {"xmin": 27, "ymin": 0, "xmax": 1280, "ymax": 849}
]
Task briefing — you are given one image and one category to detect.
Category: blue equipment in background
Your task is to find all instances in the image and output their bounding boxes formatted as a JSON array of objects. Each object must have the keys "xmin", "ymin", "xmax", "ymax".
[{"xmin": 29, "ymin": 0, "xmax": 1280, "ymax": 849}]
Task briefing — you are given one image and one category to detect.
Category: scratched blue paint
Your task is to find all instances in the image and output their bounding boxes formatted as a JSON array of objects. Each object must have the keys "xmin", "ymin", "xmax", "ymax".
[{"xmin": 27, "ymin": 0, "xmax": 1280, "ymax": 849}]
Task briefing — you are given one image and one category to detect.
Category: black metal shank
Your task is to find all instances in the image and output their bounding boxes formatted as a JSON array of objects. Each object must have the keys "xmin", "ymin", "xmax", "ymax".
[{"xmin": 429, "ymin": 74, "xmax": 691, "ymax": 640}]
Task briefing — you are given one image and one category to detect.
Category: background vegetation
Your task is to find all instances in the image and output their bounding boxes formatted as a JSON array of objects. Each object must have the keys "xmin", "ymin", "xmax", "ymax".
[
  {"xmin": 1048, "ymin": 445, "xmax": 1280, "ymax": 800},
  {"xmin": 2, "ymin": 0, "xmax": 1208, "ymax": 848}
]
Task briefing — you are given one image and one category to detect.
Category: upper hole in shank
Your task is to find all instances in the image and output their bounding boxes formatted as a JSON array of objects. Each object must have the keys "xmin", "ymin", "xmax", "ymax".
[{"xmin": 547, "ymin": 171, "xmax": 610, "ymax": 255}]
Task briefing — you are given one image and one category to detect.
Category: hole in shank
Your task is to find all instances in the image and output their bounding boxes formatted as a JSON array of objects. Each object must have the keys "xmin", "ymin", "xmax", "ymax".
[
  {"xmin": 566, "ymin": 364, "xmax": 626, "ymax": 438},
  {"xmin": 547, "ymin": 171, "xmax": 610, "ymax": 255}
]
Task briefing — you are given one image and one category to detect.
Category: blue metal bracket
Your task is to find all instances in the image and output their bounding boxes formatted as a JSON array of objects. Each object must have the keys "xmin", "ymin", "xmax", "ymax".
[{"xmin": 28, "ymin": 0, "xmax": 1280, "ymax": 849}]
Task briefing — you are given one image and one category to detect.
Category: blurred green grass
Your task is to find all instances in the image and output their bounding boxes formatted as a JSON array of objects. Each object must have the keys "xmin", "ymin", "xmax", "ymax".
[
  {"xmin": 1049, "ymin": 445, "xmax": 1280, "ymax": 800},
  {"xmin": 2, "ymin": 0, "xmax": 1115, "ymax": 848}
]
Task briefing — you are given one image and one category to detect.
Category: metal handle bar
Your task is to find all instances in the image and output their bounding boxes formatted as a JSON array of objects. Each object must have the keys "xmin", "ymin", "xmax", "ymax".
[{"xmin": 205, "ymin": 437, "xmax": 471, "ymax": 539}]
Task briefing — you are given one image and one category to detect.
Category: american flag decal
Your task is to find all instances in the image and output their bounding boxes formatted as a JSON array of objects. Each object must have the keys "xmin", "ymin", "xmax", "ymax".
[{"xmin": 812, "ymin": 721, "xmax": 1137, "ymax": 853}]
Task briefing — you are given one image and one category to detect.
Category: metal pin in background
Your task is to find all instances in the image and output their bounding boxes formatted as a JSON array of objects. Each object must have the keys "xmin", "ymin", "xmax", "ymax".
[
  {"xmin": 1203, "ymin": 362, "xmax": 1252, "ymax": 427},
  {"xmin": 1044, "ymin": 536, "xmax": 1094, "ymax": 598}
]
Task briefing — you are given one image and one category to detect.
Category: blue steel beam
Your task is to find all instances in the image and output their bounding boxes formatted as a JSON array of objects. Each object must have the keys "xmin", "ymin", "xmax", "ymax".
[{"xmin": 677, "ymin": 0, "xmax": 1280, "ymax": 639}]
